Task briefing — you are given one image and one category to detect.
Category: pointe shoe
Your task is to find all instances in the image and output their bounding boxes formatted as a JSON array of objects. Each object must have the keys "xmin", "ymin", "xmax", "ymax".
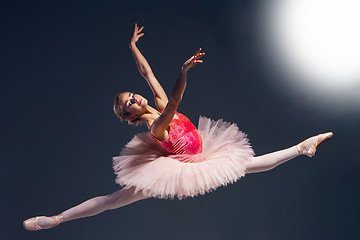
[
  {"xmin": 23, "ymin": 214, "xmax": 64, "ymax": 231},
  {"xmin": 297, "ymin": 132, "xmax": 334, "ymax": 157}
]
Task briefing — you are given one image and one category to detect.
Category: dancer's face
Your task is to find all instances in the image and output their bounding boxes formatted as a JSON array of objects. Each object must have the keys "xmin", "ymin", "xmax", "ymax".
[{"xmin": 119, "ymin": 92, "xmax": 148, "ymax": 120}]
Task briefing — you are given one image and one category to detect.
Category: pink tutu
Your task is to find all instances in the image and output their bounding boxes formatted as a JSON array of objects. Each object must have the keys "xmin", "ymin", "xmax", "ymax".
[{"xmin": 112, "ymin": 116, "xmax": 254, "ymax": 200}]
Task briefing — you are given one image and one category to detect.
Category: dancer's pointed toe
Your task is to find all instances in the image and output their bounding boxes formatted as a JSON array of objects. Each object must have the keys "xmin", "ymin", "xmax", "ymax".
[
  {"xmin": 23, "ymin": 216, "xmax": 45, "ymax": 231},
  {"xmin": 23, "ymin": 214, "xmax": 64, "ymax": 231},
  {"xmin": 297, "ymin": 132, "xmax": 334, "ymax": 157}
]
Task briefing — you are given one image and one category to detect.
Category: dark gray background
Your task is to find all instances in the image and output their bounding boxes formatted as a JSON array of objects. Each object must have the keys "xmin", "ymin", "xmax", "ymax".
[{"xmin": 2, "ymin": 0, "xmax": 359, "ymax": 239}]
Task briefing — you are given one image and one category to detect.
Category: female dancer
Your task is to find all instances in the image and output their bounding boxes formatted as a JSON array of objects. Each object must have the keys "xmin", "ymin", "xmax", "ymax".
[{"xmin": 23, "ymin": 23, "xmax": 333, "ymax": 231}]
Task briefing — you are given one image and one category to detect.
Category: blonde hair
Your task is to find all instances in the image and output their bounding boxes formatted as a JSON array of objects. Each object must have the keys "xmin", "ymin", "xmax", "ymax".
[{"xmin": 113, "ymin": 93, "xmax": 141, "ymax": 125}]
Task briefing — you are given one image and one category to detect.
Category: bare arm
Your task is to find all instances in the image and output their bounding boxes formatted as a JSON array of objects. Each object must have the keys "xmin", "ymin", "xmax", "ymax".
[
  {"xmin": 129, "ymin": 23, "xmax": 168, "ymax": 110},
  {"xmin": 151, "ymin": 49, "xmax": 205, "ymax": 140}
]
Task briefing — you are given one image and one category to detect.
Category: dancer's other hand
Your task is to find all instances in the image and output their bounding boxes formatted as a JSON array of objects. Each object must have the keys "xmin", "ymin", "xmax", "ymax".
[
  {"xmin": 130, "ymin": 23, "xmax": 144, "ymax": 45},
  {"xmin": 182, "ymin": 48, "xmax": 205, "ymax": 72}
]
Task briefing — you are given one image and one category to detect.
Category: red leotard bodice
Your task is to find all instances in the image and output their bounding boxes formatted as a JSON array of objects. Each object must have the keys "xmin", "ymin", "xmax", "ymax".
[{"xmin": 149, "ymin": 112, "xmax": 203, "ymax": 155}]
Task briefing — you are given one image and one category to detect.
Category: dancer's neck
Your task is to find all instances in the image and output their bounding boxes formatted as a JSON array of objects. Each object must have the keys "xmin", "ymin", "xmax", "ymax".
[{"xmin": 140, "ymin": 105, "xmax": 161, "ymax": 129}]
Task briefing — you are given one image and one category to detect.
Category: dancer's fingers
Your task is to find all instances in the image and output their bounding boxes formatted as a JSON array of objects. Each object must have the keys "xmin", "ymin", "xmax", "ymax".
[
  {"xmin": 196, "ymin": 52, "xmax": 205, "ymax": 59},
  {"xmin": 138, "ymin": 26, "xmax": 144, "ymax": 32},
  {"xmin": 193, "ymin": 48, "xmax": 201, "ymax": 57}
]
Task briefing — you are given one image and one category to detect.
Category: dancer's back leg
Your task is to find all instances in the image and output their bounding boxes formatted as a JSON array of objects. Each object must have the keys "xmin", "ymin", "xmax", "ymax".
[
  {"xmin": 62, "ymin": 186, "xmax": 148, "ymax": 221},
  {"xmin": 24, "ymin": 187, "xmax": 148, "ymax": 230}
]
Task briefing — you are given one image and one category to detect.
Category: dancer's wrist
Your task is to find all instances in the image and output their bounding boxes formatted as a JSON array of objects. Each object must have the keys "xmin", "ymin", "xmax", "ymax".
[{"xmin": 129, "ymin": 42, "xmax": 136, "ymax": 49}]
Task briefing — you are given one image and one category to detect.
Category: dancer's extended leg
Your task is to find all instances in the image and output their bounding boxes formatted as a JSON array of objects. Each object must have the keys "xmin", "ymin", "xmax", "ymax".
[
  {"xmin": 24, "ymin": 187, "xmax": 148, "ymax": 230},
  {"xmin": 245, "ymin": 132, "xmax": 333, "ymax": 174},
  {"xmin": 61, "ymin": 187, "xmax": 147, "ymax": 222},
  {"xmin": 246, "ymin": 146, "xmax": 299, "ymax": 173}
]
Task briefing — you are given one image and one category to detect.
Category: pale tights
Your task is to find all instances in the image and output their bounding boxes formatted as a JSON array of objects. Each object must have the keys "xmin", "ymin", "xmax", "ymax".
[
  {"xmin": 37, "ymin": 187, "xmax": 148, "ymax": 227},
  {"xmin": 37, "ymin": 145, "xmax": 300, "ymax": 228}
]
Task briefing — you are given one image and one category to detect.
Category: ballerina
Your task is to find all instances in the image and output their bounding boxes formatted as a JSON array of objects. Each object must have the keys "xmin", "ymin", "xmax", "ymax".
[{"xmin": 23, "ymin": 23, "xmax": 333, "ymax": 231}]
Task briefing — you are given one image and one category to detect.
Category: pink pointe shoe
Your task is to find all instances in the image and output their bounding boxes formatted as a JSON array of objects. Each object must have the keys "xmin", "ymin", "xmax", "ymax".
[
  {"xmin": 23, "ymin": 214, "xmax": 64, "ymax": 231},
  {"xmin": 297, "ymin": 132, "xmax": 334, "ymax": 157}
]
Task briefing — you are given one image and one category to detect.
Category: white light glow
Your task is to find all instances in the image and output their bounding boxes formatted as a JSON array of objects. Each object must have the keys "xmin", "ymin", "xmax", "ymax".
[{"xmin": 257, "ymin": 0, "xmax": 360, "ymax": 112}]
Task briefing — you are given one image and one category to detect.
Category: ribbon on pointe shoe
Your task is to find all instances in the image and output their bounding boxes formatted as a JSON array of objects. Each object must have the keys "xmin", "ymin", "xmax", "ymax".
[{"xmin": 297, "ymin": 132, "xmax": 333, "ymax": 157}]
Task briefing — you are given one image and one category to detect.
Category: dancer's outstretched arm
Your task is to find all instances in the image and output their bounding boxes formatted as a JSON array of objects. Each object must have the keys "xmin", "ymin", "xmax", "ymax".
[
  {"xmin": 151, "ymin": 48, "xmax": 205, "ymax": 140},
  {"xmin": 129, "ymin": 23, "xmax": 168, "ymax": 111}
]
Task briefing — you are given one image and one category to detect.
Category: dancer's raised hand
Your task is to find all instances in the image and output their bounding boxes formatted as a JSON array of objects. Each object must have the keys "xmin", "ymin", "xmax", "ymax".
[
  {"xmin": 130, "ymin": 23, "xmax": 144, "ymax": 45},
  {"xmin": 182, "ymin": 48, "xmax": 205, "ymax": 72}
]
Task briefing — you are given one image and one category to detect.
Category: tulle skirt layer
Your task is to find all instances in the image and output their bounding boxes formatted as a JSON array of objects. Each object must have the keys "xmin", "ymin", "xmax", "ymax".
[{"xmin": 112, "ymin": 116, "xmax": 254, "ymax": 200}]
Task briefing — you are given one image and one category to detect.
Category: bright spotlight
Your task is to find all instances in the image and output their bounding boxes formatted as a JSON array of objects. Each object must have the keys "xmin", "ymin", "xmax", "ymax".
[{"xmin": 256, "ymin": 0, "xmax": 360, "ymax": 112}]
